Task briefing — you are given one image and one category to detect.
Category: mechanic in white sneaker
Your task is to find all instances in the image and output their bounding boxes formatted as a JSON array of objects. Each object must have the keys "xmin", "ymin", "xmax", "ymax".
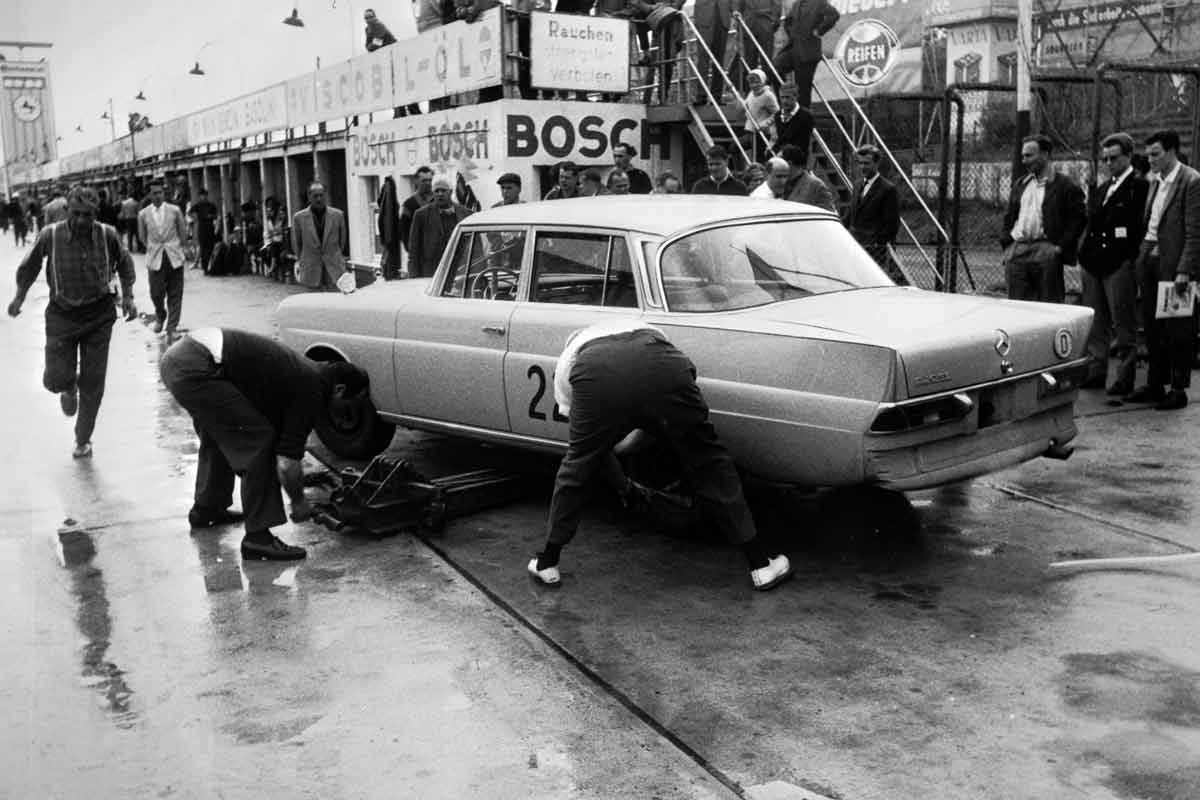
[{"xmin": 528, "ymin": 321, "xmax": 792, "ymax": 591}]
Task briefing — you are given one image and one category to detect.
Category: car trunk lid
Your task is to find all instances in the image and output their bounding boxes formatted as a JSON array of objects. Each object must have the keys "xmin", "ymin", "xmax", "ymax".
[{"xmin": 728, "ymin": 288, "xmax": 1094, "ymax": 398}]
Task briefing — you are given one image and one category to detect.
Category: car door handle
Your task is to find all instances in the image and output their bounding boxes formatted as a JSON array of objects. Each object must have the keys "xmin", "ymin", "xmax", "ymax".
[{"xmin": 481, "ymin": 325, "xmax": 506, "ymax": 335}]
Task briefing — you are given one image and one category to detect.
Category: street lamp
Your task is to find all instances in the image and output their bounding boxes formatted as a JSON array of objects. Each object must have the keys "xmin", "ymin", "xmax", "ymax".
[
  {"xmin": 100, "ymin": 98, "xmax": 116, "ymax": 140},
  {"xmin": 189, "ymin": 41, "xmax": 218, "ymax": 76}
]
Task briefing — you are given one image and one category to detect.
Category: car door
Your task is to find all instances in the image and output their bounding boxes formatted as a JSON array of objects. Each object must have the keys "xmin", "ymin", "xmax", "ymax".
[
  {"xmin": 392, "ymin": 226, "xmax": 527, "ymax": 431},
  {"xmin": 506, "ymin": 228, "xmax": 643, "ymax": 441}
]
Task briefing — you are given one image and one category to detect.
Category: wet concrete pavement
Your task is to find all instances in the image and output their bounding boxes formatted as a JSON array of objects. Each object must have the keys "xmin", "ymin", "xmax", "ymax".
[{"xmin": 2, "ymin": 235, "xmax": 1199, "ymax": 799}]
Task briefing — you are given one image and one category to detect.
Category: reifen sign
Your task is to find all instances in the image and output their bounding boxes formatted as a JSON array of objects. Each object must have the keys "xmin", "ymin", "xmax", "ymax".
[{"xmin": 834, "ymin": 18, "xmax": 902, "ymax": 87}]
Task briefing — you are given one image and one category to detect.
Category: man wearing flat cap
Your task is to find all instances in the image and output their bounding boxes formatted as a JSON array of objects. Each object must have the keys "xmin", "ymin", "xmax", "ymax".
[
  {"xmin": 407, "ymin": 177, "xmax": 472, "ymax": 278},
  {"xmin": 493, "ymin": 173, "xmax": 524, "ymax": 207}
]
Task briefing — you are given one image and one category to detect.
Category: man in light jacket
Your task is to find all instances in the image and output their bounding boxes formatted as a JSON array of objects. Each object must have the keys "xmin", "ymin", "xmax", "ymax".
[
  {"xmin": 138, "ymin": 178, "xmax": 188, "ymax": 334},
  {"xmin": 291, "ymin": 182, "xmax": 348, "ymax": 291}
]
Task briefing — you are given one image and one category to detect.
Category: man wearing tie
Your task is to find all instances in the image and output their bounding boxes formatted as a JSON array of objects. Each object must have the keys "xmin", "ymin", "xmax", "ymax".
[
  {"xmin": 291, "ymin": 182, "xmax": 348, "ymax": 291},
  {"xmin": 1000, "ymin": 134, "xmax": 1086, "ymax": 304},
  {"xmin": 845, "ymin": 144, "xmax": 902, "ymax": 283},
  {"xmin": 1077, "ymin": 132, "xmax": 1149, "ymax": 396},
  {"xmin": 138, "ymin": 178, "xmax": 188, "ymax": 335},
  {"xmin": 1125, "ymin": 130, "xmax": 1200, "ymax": 410}
]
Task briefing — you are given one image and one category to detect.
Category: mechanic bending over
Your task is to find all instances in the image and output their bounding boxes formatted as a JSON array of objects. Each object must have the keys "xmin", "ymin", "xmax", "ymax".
[
  {"xmin": 528, "ymin": 320, "xmax": 793, "ymax": 591},
  {"xmin": 160, "ymin": 328, "xmax": 369, "ymax": 561}
]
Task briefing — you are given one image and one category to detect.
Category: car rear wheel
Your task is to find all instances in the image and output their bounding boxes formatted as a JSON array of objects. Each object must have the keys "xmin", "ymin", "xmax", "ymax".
[{"xmin": 313, "ymin": 363, "xmax": 396, "ymax": 459}]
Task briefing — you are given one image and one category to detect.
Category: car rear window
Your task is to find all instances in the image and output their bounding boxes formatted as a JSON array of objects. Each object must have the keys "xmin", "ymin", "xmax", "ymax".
[{"xmin": 660, "ymin": 219, "xmax": 892, "ymax": 312}]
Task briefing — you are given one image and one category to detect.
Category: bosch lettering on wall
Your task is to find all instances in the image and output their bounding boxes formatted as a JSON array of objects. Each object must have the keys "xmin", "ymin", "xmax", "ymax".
[
  {"xmin": 350, "ymin": 130, "xmax": 399, "ymax": 171},
  {"xmin": 834, "ymin": 19, "xmax": 901, "ymax": 87},
  {"xmin": 503, "ymin": 102, "xmax": 660, "ymax": 161},
  {"xmin": 427, "ymin": 119, "xmax": 489, "ymax": 163}
]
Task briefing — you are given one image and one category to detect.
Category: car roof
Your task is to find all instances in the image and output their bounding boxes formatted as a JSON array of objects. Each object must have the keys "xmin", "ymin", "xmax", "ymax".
[{"xmin": 465, "ymin": 195, "xmax": 838, "ymax": 236}]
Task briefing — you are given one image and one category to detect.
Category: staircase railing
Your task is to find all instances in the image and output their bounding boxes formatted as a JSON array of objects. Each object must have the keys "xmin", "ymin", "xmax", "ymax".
[
  {"xmin": 729, "ymin": 11, "xmax": 945, "ymax": 287},
  {"xmin": 674, "ymin": 12, "xmax": 777, "ymax": 165},
  {"xmin": 816, "ymin": 55, "xmax": 950, "ymax": 287}
]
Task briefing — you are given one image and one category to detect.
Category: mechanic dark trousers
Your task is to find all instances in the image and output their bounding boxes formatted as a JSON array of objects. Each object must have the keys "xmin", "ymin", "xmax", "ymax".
[
  {"xmin": 546, "ymin": 329, "xmax": 756, "ymax": 547},
  {"xmin": 159, "ymin": 337, "xmax": 288, "ymax": 532},
  {"xmin": 44, "ymin": 297, "xmax": 116, "ymax": 447},
  {"xmin": 1137, "ymin": 246, "xmax": 1197, "ymax": 390},
  {"xmin": 148, "ymin": 254, "xmax": 184, "ymax": 332}
]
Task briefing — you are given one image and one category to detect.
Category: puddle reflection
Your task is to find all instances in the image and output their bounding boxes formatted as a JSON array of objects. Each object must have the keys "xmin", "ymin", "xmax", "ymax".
[{"xmin": 57, "ymin": 524, "xmax": 139, "ymax": 730}]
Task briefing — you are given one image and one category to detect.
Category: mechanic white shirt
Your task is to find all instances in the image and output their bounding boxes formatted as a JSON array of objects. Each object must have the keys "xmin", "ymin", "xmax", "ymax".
[
  {"xmin": 189, "ymin": 327, "xmax": 224, "ymax": 364},
  {"xmin": 1145, "ymin": 162, "xmax": 1181, "ymax": 243},
  {"xmin": 553, "ymin": 320, "xmax": 664, "ymax": 415}
]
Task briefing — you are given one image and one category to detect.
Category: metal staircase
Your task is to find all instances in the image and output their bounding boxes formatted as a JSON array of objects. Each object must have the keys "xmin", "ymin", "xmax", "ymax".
[{"xmin": 652, "ymin": 12, "xmax": 950, "ymax": 289}]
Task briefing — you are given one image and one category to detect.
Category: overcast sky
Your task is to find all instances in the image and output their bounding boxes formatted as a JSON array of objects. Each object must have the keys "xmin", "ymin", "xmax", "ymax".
[{"xmin": 3, "ymin": 0, "xmax": 421, "ymax": 160}]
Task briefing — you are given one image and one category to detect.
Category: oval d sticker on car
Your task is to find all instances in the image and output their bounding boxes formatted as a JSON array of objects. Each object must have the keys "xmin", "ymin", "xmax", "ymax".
[{"xmin": 1054, "ymin": 328, "xmax": 1073, "ymax": 359}]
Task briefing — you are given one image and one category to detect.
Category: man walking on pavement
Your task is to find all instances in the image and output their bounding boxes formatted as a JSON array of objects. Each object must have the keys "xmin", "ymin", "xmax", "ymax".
[
  {"xmin": 189, "ymin": 188, "xmax": 219, "ymax": 273},
  {"xmin": 527, "ymin": 321, "xmax": 792, "ymax": 592},
  {"xmin": 1000, "ymin": 134, "xmax": 1086, "ymax": 304},
  {"xmin": 291, "ymin": 182, "xmax": 348, "ymax": 291},
  {"xmin": 845, "ymin": 144, "xmax": 903, "ymax": 283},
  {"xmin": 160, "ymin": 327, "xmax": 371, "ymax": 561},
  {"xmin": 7, "ymin": 185, "xmax": 138, "ymax": 459},
  {"xmin": 1125, "ymin": 129, "xmax": 1200, "ymax": 410},
  {"xmin": 138, "ymin": 179, "xmax": 189, "ymax": 335},
  {"xmin": 408, "ymin": 177, "xmax": 472, "ymax": 278},
  {"xmin": 772, "ymin": 0, "xmax": 839, "ymax": 108},
  {"xmin": 1078, "ymin": 132, "xmax": 1148, "ymax": 396}
]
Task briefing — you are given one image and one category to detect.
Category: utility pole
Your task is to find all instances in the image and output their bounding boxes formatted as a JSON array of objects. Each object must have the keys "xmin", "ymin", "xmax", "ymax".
[{"xmin": 1014, "ymin": 0, "xmax": 1034, "ymax": 180}]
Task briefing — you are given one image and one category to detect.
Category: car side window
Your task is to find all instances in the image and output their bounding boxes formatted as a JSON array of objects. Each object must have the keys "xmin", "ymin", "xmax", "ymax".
[
  {"xmin": 531, "ymin": 232, "xmax": 637, "ymax": 307},
  {"xmin": 440, "ymin": 229, "xmax": 525, "ymax": 300},
  {"xmin": 604, "ymin": 238, "xmax": 638, "ymax": 308}
]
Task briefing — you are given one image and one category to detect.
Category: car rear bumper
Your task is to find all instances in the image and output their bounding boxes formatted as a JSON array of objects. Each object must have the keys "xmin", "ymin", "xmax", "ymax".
[{"xmin": 865, "ymin": 403, "xmax": 1077, "ymax": 491}]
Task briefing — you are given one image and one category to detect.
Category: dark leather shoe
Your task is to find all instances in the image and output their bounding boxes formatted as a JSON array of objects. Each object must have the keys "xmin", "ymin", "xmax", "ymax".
[
  {"xmin": 1124, "ymin": 386, "xmax": 1165, "ymax": 404},
  {"xmin": 189, "ymin": 506, "xmax": 247, "ymax": 528},
  {"xmin": 1080, "ymin": 374, "xmax": 1107, "ymax": 389},
  {"xmin": 60, "ymin": 388, "xmax": 78, "ymax": 417},
  {"xmin": 241, "ymin": 534, "xmax": 307, "ymax": 561},
  {"xmin": 1155, "ymin": 390, "xmax": 1188, "ymax": 411},
  {"xmin": 1106, "ymin": 382, "xmax": 1133, "ymax": 396}
]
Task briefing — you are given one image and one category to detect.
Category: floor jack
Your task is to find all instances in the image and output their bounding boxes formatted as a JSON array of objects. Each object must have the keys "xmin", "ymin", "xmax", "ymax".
[{"xmin": 310, "ymin": 455, "xmax": 529, "ymax": 537}]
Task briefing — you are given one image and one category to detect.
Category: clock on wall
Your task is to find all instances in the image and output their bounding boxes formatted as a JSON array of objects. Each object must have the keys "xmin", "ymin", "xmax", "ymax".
[{"xmin": 13, "ymin": 94, "xmax": 42, "ymax": 123}]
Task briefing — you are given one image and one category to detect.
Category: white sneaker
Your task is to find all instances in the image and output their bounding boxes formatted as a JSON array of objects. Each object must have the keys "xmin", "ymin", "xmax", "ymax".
[
  {"xmin": 527, "ymin": 557, "xmax": 561, "ymax": 587},
  {"xmin": 750, "ymin": 555, "xmax": 791, "ymax": 591}
]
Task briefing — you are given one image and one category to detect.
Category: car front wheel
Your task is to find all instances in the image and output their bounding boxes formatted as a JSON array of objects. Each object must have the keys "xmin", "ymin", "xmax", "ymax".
[{"xmin": 313, "ymin": 366, "xmax": 396, "ymax": 459}]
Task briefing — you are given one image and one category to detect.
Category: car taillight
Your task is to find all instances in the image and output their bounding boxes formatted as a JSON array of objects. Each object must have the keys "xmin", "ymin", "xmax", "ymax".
[
  {"xmin": 1038, "ymin": 366, "xmax": 1085, "ymax": 398},
  {"xmin": 870, "ymin": 392, "xmax": 974, "ymax": 433}
]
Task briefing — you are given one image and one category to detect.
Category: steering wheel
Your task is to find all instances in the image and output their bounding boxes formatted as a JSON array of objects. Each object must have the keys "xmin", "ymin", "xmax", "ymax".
[{"xmin": 469, "ymin": 267, "xmax": 520, "ymax": 300}]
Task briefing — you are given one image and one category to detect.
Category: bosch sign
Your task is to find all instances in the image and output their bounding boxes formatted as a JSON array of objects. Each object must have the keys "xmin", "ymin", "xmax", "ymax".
[{"xmin": 834, "ymin": 19, "xmax": 900, "ymax": 88}]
